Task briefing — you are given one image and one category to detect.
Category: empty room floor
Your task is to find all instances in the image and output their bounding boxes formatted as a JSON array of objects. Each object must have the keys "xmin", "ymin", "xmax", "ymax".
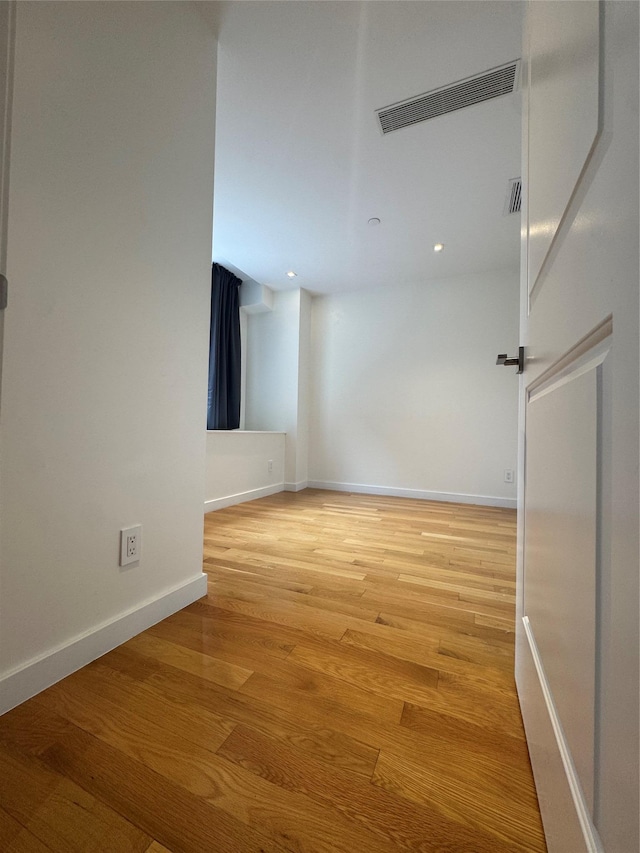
[{"xmin": 0, "ymin": 490, "xmax": 546, "ymax": 852}]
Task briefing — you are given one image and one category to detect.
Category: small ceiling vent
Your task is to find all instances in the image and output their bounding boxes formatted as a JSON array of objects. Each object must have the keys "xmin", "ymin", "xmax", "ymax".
[
  {"xmin": 376, "ymin": 60, "xmax": 520, "ymax": 135},
  {"xmin": 504, "ymin": 177, "xmax": 522, "ymax": 215}
]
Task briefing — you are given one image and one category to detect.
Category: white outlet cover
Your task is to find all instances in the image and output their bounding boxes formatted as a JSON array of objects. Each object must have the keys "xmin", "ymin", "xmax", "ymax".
[{"xmin": 120, "ymin": 525, "xmax": 142, "ymax": 566}]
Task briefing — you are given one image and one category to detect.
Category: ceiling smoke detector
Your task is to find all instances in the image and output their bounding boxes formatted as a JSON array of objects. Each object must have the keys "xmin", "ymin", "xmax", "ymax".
[{"xmin": 376, "ymin": 60, "xmax": 520, "ymax": 135}]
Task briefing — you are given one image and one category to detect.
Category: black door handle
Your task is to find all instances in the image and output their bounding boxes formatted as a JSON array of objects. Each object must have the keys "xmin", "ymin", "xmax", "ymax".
[{"xmin": 496, "ymin": 346, "xmax": 524, "ymax": 374}]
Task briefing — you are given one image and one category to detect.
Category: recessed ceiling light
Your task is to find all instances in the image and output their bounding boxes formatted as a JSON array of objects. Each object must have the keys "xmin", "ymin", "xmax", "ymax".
[
  {"xmin": 368, "ymin": 217, "xmax": 381, "ymax": 226},
  {"xmin": 286, "ymin": 271, "xmax": 297, "ymax": 278},
  {"xmin": 433, "ymin": 243, "xmax": 445, "ymax": 253}
]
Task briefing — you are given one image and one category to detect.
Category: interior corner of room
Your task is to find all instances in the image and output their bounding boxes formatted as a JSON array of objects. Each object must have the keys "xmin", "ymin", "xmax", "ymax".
[{"xmin": 205, "ymin": 268, "xmax": 521, "ymax": 514}]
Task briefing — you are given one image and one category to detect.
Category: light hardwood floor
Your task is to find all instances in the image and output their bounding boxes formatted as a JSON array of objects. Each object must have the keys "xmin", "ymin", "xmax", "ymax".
[{"xmin": 0, "ymin": 490, "xmax": 546, "ymax": 852}]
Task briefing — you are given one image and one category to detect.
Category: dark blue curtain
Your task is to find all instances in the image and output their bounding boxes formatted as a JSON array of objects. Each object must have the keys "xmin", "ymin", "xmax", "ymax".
[{"xmin": 207, "ymin": 263, "xmax": 241, "ymax": 430}]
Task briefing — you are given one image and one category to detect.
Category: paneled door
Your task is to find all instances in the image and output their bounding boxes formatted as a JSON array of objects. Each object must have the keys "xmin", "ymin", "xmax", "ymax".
[
  {"xmin": 516, "ymin": 2, "xmax": 638, "ymax": 852},
  {"xmin": 0, "ymin": 0, "xmax": 14, "ymax": 414}
]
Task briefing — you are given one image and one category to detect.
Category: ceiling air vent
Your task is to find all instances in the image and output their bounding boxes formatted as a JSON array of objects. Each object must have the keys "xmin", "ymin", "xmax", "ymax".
[
  {"xmin": 376, "ymin": 60, "xmax": 520, "ymax": 135},
  {"xmin": 504, "ymin": 177, "xmax": 522, "ymax": 215}
]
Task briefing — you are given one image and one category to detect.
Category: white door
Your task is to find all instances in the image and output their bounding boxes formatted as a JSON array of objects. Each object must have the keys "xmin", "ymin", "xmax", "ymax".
[
  {"xmin": 0, "ymin": 0, "xmax": 14, "ymax": 608},
  {"xmin": 0, "ymin": 0, "xmax": 14, "ymax": 600},
  {"xmin": 515, "ymin": 2, "xmax": 638, "ymax": 852},
  {"xmin": 0, "ymin": 0, "xmax": 14, "ymax": 411}
]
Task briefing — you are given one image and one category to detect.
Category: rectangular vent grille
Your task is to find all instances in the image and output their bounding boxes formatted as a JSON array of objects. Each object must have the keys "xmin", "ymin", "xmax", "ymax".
[
  {"xmin": 377, "ymin": 60, "xmax": 520, "ymax": 135},
  {"xmin": 504, "ymin": 177, "xmax": 522, "ymax": 215}
]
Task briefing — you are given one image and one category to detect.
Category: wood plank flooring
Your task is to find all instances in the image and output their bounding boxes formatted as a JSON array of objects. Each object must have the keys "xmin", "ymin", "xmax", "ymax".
[{"xmin": 0, "ymin": 489, "xmax": 546, "ymax": 852}]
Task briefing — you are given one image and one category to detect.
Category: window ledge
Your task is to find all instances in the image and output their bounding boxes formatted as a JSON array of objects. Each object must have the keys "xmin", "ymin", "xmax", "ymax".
[{"xmin": 206, "ymin": 430, "xmax": 286, "ymax": 435}]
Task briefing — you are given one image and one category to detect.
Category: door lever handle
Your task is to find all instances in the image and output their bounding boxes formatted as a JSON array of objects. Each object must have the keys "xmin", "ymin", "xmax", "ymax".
[{"xmin": 496, "ymin": 346, "xmax": 524, "ymax": 374}]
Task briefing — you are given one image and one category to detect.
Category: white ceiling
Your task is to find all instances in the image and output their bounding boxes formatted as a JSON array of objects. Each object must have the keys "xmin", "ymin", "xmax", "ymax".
[{"xmin": 207, "ymin": 1, "xmax": 523, "ymax": 295}]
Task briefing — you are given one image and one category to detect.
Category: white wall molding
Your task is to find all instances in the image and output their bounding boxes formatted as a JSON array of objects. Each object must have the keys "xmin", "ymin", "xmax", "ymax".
[
  {"xmin": 284, "ymin": 480, "xmax": 308, "ymax": 493},
  {"xmin": 0, "ymin": 573, "xmax": 207, "ymax": 716},
  {"xmin": 307, "ymin": 480, "xmax": 516, "ymax": 509},
  {"xmin": 204, "ymin": 483, "xmax": 283, "ymax": 513}
]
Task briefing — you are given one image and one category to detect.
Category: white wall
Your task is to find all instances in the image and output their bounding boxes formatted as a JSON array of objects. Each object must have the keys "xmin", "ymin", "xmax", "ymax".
[
  {"xmin": 238, "ymin": 278, "xmax": 275, "ymax": 430},
  {"xmin": 204, "ymin": 431, "xmax": 285, "ymax": 512},
  {"xmin": 0, "ymin": 1, "xmax": 216, "ymax": 711},
  {"xmin": 244, "ymin": 288, "xmax": 310, "ymax": 489},
  {"xmin": 295, "ymin": 288, "xmax": 312, "ymax": 486},
  {"xmin": 309, "ymin": 269, "xmax": 519, "ymax": 505}
]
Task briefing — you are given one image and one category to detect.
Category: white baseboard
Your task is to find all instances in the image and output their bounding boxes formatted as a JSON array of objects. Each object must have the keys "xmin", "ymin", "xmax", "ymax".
[
  {"xmin": 284, "ymin": 480, "xmax": 308, "ymax": 493},
  {"xmin": 0, "ymin": 573, "xmax": 207, "ymax": 716},
  {"xmin": 204, "ymin": 483, "xmax": 284, "ymax": 513},
  {"xmin": 306, "ymin": 480, "xmax": 516, "ymax": 509}
]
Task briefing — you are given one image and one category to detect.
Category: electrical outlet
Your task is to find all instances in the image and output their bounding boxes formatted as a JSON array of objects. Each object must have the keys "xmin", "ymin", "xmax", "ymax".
[
  {"xmin": 504, "ymin": 469, "xmax": 515, "ymax": 484},
  {"xmin": 268, "ymin": 459, "xmax": 273, "ymax": 473},
  {"xmin": 120, "ymin": 525, "xmax": 142, "ymax": 566}
]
